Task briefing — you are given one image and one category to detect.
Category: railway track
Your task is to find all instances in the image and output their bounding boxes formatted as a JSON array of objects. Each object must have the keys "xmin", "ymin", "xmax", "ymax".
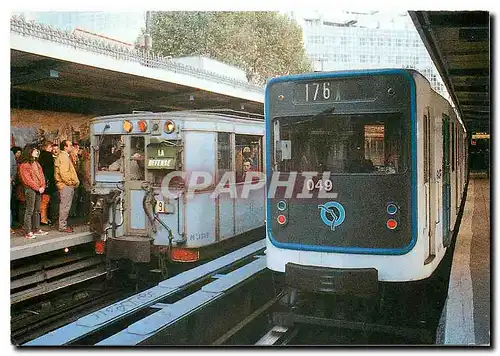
[
  {"xmin": 18, "ymin": 238, "xmax": 449, "ymax": 346},
  {"xmin": 11, "ymin": 243, "xmax": 105, "ymax": 305},
  {"xmin": 23, "ymin": 239, "xmax": 269, "ymax": 346},
  {"xmin": 11, "ymin": 282, "xmax": 129, "ymax": 345}
]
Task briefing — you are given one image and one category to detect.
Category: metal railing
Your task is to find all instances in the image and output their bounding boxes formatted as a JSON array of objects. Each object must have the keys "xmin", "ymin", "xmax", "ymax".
[{"xmin": 10, "ymin": 16, "xmax": 264, "ymax": 94}]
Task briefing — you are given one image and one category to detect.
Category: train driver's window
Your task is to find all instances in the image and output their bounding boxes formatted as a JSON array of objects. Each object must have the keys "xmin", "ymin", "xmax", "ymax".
[
  {"xmin": 95, "ymin": 135, "xmax": 124, "ymax": 173},
  {"xmin": 235, "ymin": 134, "xmax": 262, "ymax": 183},
  {"xmin": 276, "ymin": 113, "xmax": 405, "ymax": 174},
  {"xmin": 130, "ymin": 136, "xmax": 145, "ymax": 180}
]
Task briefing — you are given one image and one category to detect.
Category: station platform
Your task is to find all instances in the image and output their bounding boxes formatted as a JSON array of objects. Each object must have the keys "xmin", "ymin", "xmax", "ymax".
[
  {"xmin": 10, "ymin": 223, "xmax": 94, "ymax": 261},
  {"xmin": 437, "ymin": 176, "xmax": 490, "ymax": 345}
]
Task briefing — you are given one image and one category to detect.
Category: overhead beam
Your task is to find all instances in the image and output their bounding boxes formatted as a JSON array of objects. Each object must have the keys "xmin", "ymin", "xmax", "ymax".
[
  {"xmin": 454, "ymin": 85, "xmax": 489, "ymax": 92},
  {"xmin": 12, "ymin": 69, "xmax": 59, "ymax": 86},
  {"xmin": 409, "ymin": 11, "xmax": 463, "ymax": 120},
  {"xmin": 448, "ymin": 68, "xmax": 489, "ymax": 76},
  {"xmin": 425, "ymin": 11, "xmax": 489, "ymax": 28}
]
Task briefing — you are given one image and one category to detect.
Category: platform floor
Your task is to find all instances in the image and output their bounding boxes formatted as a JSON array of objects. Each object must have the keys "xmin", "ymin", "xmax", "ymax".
[
  {"xmin": 10, "ymin": 221, "xmax": 93, "ymax": 261},
  {"xmin": 439, "ymin": 177, "xmax": 490, "ymax": 345}
]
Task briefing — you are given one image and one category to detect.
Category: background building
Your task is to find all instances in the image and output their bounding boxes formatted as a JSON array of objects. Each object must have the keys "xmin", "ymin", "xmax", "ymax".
[
  {"xmin": 13, "ymin": 11, "xmax": 145, "ymax": 44},
  {"xmin": 294, "ymin": 11, "xmax": 451, "ymax": 102}
]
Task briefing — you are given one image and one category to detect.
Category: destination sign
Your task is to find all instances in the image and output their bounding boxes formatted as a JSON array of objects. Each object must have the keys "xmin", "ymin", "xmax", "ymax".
[
  {"xmin": 147, "ymin": 158, "xmax": 174, "ymax": 169},
  {"xmin": 146, "ymin": 142, "xmax": 178, "ymax": 170},
  {"xmin": 293, "ymin": 78, "xmax": 376, "ymax": 105}
]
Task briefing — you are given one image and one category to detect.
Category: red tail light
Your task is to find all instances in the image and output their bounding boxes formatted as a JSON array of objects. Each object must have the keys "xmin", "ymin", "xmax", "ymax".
[
  {"xmin": 95, "ymin": 240, "xmax": 105, "ymax": 255},
  {"xmin": 171, "ymin": 248, "xmax": 200, "ymax": 262},
  {"xmin": 386, "ymin": 219, "xmax": 398, "ymax": 230},
  {"xmin": 138, "ymin": 120, "xmax": 148, "ymax": 132}
]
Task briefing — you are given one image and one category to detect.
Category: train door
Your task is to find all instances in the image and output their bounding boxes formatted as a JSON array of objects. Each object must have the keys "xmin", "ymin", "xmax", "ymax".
[
  {"xmin": 217, "ymin": 132, "xmax": 235, "ymax": 240},
  {"xmin": 124, "ymin": 135, "xmax": 148, "ymax": 236},
  {"xmin": 442, "ymin": 114, "xmax": 452, "ymax": 247},
  {"xmin": 423, "ymin": 109, "xmax": 436, "ymax": 263}
]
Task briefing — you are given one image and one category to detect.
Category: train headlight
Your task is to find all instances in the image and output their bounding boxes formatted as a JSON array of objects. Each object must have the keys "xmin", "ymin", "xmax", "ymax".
[
  {"xmin": 277, "ymin": 200, "xmax": 287, "ymax": 211},
  {"xmin": 387, "ymin": 203, "xmax": 398, "ymax": 215},
  {"xmin": 386, "ymin": 219, "xmax": 398, "ymax": 230},
  {"xmin": 123, "ymin": 120, "xmax": 133, "ymax": 133},
  {"xmin": 277, "ymin": 215, "xmax": 287, "ymax": 225},
  {"xmin": 138, "ymin": 120, "xmax": 148, "ymax": 132},
  {"xmin": 164, "ymin": 120, "xmax": 176, "ymax": 134}
]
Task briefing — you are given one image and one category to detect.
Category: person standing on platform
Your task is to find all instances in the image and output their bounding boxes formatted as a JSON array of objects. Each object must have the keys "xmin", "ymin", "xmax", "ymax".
[
  {"xmin": 10, "ymin": 149, "xmax": 17, "ymax": 234},
  {"xmin": 54, "ymin": 140, "xmax": 79, "ymax": 233},
  {"xmin": 69, "ymin": 143, "xmax": 81, "ymax": 218},
  {"xmin": 11, "ymin": 146, "xmax": 23, "ymax": 228},
  {"xmin": 38, "ymin": 141, "xmax": 55, "ymax": 225},
  {"xmin": 18, "ymin": 145, "xmax": 49, "ymax": 239}
]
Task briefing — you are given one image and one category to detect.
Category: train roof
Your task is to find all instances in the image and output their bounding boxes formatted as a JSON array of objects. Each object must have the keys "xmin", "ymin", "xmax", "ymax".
[{"xmin": 91, "ymin": 109, "xmax": 264, "ymax": 124}]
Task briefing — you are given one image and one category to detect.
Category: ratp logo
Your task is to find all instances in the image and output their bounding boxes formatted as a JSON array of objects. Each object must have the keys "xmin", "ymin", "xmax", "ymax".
[{"xmin": 318, "ymin": 202, "xmax": 345, "ymax": 231}]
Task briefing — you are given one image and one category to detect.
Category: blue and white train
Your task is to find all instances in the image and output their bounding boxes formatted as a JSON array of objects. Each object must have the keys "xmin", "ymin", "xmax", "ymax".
[{"xmin": 265, "ymin": 69, "xmax": 468, "ymax": 295}]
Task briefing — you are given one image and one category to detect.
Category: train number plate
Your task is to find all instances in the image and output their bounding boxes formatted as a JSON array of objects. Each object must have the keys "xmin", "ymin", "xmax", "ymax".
[{"xmin": 155, "ymin": 200, "xmax": 174, "ymax": 214}]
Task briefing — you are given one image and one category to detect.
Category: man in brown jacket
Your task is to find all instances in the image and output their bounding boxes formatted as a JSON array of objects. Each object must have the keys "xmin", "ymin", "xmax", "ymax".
[{"xmin": 54, "ymin": 140, "xmax": 79, "ymax": 232}]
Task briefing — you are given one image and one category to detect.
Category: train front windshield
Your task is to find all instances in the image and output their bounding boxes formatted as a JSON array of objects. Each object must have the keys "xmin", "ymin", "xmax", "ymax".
[{"xmin": 272, "ymin": 112, "xmax": 407, "ymax": 174}]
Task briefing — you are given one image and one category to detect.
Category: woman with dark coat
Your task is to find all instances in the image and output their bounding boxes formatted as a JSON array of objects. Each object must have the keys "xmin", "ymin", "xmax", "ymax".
[{"xmin": 38, "ymin": 140, "xmax": 56, "ymax": 225}]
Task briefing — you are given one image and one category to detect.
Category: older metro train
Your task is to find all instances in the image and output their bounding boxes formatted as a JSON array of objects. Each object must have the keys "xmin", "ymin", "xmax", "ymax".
[
  {"xmin": 88, "ymin": 109, "xmax": 265, "ymax": 277},
  {"xmin": 265, "ymin": 69, "xmax": 468, "ymax": 299}
]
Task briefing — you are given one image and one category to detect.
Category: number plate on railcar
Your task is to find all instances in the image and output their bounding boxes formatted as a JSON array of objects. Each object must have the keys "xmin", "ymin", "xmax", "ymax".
[
  {"xmin": 155, "ymin": 200, "xmax": 174, "ymax": 214},
  {"xmin": 293, "ymin": 78, "xmax": 376, "ymax": 104}
]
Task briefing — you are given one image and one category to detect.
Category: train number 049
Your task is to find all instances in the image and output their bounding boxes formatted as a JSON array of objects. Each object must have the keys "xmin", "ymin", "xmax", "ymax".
[{"xmin": 306, "ymin": 179, "xmax": 332, "ymax": 191}]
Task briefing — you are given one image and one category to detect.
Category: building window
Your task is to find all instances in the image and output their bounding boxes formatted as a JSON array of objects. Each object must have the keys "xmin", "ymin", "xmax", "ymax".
[
  {"xmin": 371, "ymin": 55, "xmax": 380, "ymax": 64},
  {"xmin": 360, "ymin": 38, "xmax": 367, "ymax": 46}
]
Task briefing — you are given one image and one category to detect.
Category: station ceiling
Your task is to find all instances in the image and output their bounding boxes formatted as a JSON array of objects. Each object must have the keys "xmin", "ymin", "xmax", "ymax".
[
  {"xmin": 10, "ymin": 50, "xmax": 264, "ymax": 116},
  {"xmin": 409, "ymin": 11, "xmax": 490, "ymax": 134}
]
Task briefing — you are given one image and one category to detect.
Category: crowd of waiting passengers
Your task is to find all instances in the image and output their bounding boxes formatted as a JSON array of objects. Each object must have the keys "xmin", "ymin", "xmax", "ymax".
[{"xmin": 10, "ymin": 140, "xmax": 91, "ymax": 240}]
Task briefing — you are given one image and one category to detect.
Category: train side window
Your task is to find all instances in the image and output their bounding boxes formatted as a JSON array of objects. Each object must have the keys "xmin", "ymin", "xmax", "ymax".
[
  {"xmin": 130, "ymin": 136, "xmax": 145, "ymax": 180},
  {"xmin": 423, "ymin": 114, "xmax": 429, "ymax": 183},
  {"xmin": 95, "ymin": 135, "xmax": 124, "ymax": 173},
  {"xmin": 235, "ymin": 134, "xmax": 262, "ymax": 183},
  {"xmin": 451, "ymin": 122, "xmax": 455, "ymax": 172},
  {"xmin": 217, "ymin": 132, "xmax": 232, "ymax": 182}
]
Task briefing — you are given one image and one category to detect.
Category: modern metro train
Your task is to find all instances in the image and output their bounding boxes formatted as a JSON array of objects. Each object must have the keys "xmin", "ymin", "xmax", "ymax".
[
  {"xmin": 88, "ymin": 109, "xmax": 265, "ymax": 277},
  {"xmin": 264, "ymin": 69, "xmax": 468, "ymax": 298}
]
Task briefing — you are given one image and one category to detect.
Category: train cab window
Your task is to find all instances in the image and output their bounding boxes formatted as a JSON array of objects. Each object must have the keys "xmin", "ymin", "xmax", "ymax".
[
  {"xmin": 235, "ymin": 134, "xmax": 262, "ymax": 183},
  {"xmin": 274, "ymin": 113, "xmax": 407, "ymax": 174},
  {"xmin": 217, "ymin": 132, "xmax": 232, "ymax": 181},
  {"xmin": 95, "ymin": 135, "xmax": 124, "ymax": 173},
  {"xmin": 129, "ymin": 136, "xmax": 145, "ymax": 180}
]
